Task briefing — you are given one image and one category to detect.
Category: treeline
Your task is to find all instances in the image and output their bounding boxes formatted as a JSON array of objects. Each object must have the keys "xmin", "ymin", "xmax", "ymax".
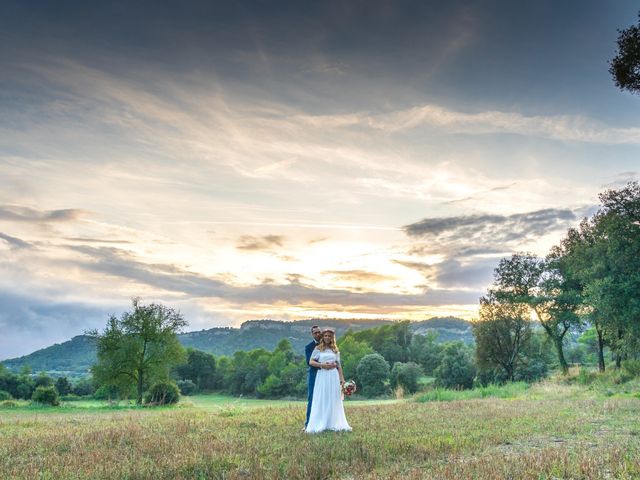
[{"xmin": 473, "ymin": 182, "xmax": 640, "ymax": 381}]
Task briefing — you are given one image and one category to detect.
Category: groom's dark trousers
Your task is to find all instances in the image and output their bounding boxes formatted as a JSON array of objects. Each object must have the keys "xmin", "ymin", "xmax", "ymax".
[{"xmin": 305, "ymin": 340, "xmax": 319, "ymax": 427}]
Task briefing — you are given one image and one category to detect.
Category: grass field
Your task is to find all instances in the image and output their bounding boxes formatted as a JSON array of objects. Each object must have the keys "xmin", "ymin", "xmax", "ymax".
[{"xmin": 1, "ymin": 380, "xmax": 640, "ymax": 479}]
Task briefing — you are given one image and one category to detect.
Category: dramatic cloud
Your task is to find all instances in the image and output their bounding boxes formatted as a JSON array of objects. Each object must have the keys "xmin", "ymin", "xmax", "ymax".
[
  {"xmin": 403, "ymin": 208, "xmax": 578, "ymax": 242},
  {"xmin": 0, "ymin": 289, "xmax": 113, "ymax": 360},
  {"xmin": 66, "ymin": 245, "xmax": 479, "ymax": 308}
]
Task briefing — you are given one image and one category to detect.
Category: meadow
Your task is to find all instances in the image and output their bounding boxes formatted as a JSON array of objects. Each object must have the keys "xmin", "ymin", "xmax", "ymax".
[{"xmin": 1, "ymin": 379, "xmax": 640, "ymax": 479}]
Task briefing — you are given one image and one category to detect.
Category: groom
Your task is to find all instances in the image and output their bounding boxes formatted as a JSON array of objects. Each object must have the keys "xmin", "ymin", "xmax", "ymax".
[{"xmin": 304, "ymin": 325, "xmax": 326, "ymax": 429}]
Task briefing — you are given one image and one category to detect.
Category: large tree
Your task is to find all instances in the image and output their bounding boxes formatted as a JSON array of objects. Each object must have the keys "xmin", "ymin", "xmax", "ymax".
[
  {"xmin": 491, "ymin": 253, "xmax": 581, "ymax": 374},
  {"xmin": 610, "ymin": 13, "xmax": 640, "ymax": 94},
  {"xmin": 473, "ymin": 295, "xmax": 532, "ymax": 382},
  {"xmin": 89, "ymin": 298, "xmax": 187, "ymax": 404}
]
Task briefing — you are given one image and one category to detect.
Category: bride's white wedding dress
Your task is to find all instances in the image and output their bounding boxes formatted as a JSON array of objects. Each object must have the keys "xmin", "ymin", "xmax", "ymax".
[{"xmin": 305, "ymin": 348, "xmax": 352, "ymax": 433}]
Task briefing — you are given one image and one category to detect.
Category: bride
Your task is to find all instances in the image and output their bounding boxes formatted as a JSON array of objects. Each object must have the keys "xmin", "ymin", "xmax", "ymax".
[{"xmin": 305, "ymin": 327, "xmax": 352, "ymax": 433}]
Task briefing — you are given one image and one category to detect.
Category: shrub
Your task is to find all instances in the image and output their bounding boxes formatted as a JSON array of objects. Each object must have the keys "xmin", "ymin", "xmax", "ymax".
[
  {"xmin": 32, "ymin": 386, "xmax": 60, "ymax": 406},
  {"xmin": 0, "ymin": 400, "xmax": 18, "ymax": 408},
  {"xmin": 390, "ymin": 362, "xmax": 423, "ymax": 394},
  {"xmin": 144, "ymin": 382, "xmax": 180, "ymax": 405},
  {"xmin": 93, "ymin": 384, "xmax": 122, "ymax": 400},
  {"xmin": 72, "ymin": 377, "xmax": 96, "ymax": 397},
  {"xmin": 435, "ymin": 343, "xmax": 476, "ymax": 390},
  {"xmin": 622, "ymin": 359, "xmax": 640, "ymax": 377},
  {"xmin": 356, "ymin": 353, "xmax": 390, "ymax": 397},
  {"xmin": 177, "ymin": 379, "xmax": 197, "ymax": 396},
  {"xmin": 0, "ymin": 390, "xmax": 12, "ymax": 401}
]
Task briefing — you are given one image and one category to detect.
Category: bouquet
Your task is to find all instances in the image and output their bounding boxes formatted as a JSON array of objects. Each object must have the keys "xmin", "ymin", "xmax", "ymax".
[{"xmin": 342, "ymin": 380, "xmax": 357, "ymax": 397}]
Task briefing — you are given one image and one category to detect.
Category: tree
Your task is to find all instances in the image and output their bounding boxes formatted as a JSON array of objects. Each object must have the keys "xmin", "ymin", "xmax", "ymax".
[
  {"xmin": 175, "ymin": 349, "xmax": 217, "ymax": 391},
  {"xmin": 409, "ymin": 331, "xmax": 443, "ymax": 375},
  {"xmin": 390, "ymin": 362, "xmax": 422, "ymax": 393},
  {"xmin": 473, "ymin": 296, "xmax": 532, "ymax": 382},
  {"xmin": 89, "ymin": 298, "xmax": 187, "ymax": 405},
  {"xmin": 32, "ymin": 386, "xmax": 60, "ymax": 406},
  {"xmin": 346, "ymin": 321, "xmax": 412, "ymax": 364},
  {"xmin": 491, "ymin": 253, "xmax": 581, "ymax": 374},
  {"xmin": 337, "ymin": 336, "xmax": 374, "ymax": 383},
  {"xmin": 558, "ymin": 183, "xmax": 640, "ymax": 370},
  {"xmin": 55, "ymin": 377, "xmax": 72, "ymax": 396},
  {"xmin": 434, "ymin": 342, "xmax": 476, "ymax": 389},
  {"xmin": 610, "ymin": 13, "xmax": 640, "ymax": 94},
  {"xmin": 356, "ymin": 353, "xmax": 390, "ymax": 397}
]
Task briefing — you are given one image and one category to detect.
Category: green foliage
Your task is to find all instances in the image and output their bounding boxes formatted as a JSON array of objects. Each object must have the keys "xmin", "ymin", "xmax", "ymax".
[
  {"xmin": 175, "ymin": 349, "xmax": 218, "ymax": 391},
  {"xmin": 622, "ymin": 359, "xmax": 640, "ymax": 377},
  {"xmin": 72, "ymin": 377, "xmax": 96, "ymax": 397},
  {"xmin": 473, "ymin": 298, "xmax": 531, "ymax": 382},
  {"xmin": 337, "ymin": 336, "xmax": 374, "ymax": 383},
  {"xmin": 416, "ymin": 382, "xmax": 530, "ymax": 402},
  {"xmin": 409, "ymin": 331, "xmax": 443, "ymax": 375},
  {"xmin": 177, "ymin": 379, "xmax": 197, "ymax": 396},
  {"xmin": 90, "ymin": 298, "xmax": 187, "ymax": 405},
  {"xmin": 558, "ymin": 182, "xmax": 640, "ymax": 370},
  {"xmin": 0, "ymin": 390, "xmax": 12, "ymax": 401},
  {"xmin": 34, "ymin": 373, "xmax": 53, "ymax": 388},
  {"xmin": 144, "ymin": 382, "xmax": 180, "ymax": 405},
  {"xmin": 356, "ymin": 353, "xmax": 390, "ymax": 397},
  {"xmin": 346, "ymin": 321, "xmax": 413, "ymax": 364},
  {"xmin": 390, "ymin": 362, "xmax": 422, "ymax": 393},
  {"xmin": 94, "ymin": 384, "xmax": 130, "ymax": 401},
  {"xmin": 55, "ymin": 377, "xmax": 72, "ymax": 396},
  {"xmin": 434, "ymin": 342, "xmax": 476, "ymax": 390},
  {"xmin": 32, "ymin": 386, "xmax": 60, "ymax": 406},
  {"xmin": 610, "ymin": 13, "xmax": 640, "ymax": 93}
]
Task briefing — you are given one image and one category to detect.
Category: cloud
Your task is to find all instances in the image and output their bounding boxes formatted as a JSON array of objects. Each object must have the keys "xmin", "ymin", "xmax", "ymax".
[
  {"xmin": 0, "ymin": 205, "xmax": 87, "ymax": 223},
  {"xmin": 322, "ymin": 269, "xmax": 397, "ymax": 283},
  {"xmin": 395, "ymin": 257, "xmax": 496, "ymax": 289},
  {"xmin": 300, "ymin": 104, "xmax": 640, "ymax": 144},
  {"xmin": 236, "ymin": 234, "xmax": 286, "ymax": 251},
  {"xmin": 66, "ymin": 245, "xmax": 480, "ymax": 308},
  {"xmin": 0, "ymin": 232, "xmax": 31, "ymax": 249},
  {"xmin": 0, "ymin": 289, "xmax": 113, "ymax": 360},
  {"xmin": 397, "ymin": 207, "xmax": 584, "ymax": 290},
  {"xmin": 403, "ymin": 208, "xmax": 577, "ymax": 242}
]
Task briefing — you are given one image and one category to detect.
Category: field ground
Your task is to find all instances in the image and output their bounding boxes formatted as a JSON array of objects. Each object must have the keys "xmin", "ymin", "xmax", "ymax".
[{"xmin": 1, "ymin": 380, "xmax": 640, "ymax": 479}]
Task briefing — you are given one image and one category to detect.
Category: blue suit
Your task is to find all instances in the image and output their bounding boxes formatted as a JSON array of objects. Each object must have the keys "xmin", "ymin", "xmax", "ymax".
[{"xmin": 305, "ymin": 340, "xmax": 319, "ymax": 427}]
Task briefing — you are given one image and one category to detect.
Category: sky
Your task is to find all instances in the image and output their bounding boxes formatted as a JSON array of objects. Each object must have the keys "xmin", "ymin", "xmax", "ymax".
[{"xmin": 1, "ymin": 0, "xmax": 639, "ymax": 359}]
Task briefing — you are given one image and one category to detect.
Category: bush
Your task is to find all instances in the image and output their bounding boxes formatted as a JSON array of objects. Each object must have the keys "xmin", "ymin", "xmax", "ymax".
[
  {"xmin": 0, "ymin": 400, "xmax": 18, "ymax": 408},
  {"xmin": 32, "ymin": 386, "xmax": 60, "ymax": 406},
  {"xmin": 356, "ymin": 353, "xmax": 390, "ymax": 397},
  {"xmin": 93, "ymin": 384, "xmax": 123, "ymax": 400},
  {"xmin": 72, "ymin": 377, "xmax": 96, "ymax": 397},
  {"xmin": 0, "ymin": 390, "xmax": 12, "ymax": 401},
  {"xmin": 390, "ymin": 362, "xmax": 423, "ymax": 394},
  {"xmin": 177, "ymin": 379, "xmax": 197, "ymax": 396},
  {"xmin": 144, "ymin": 382, "xmax": 180, "ymax": 405},
  {"xmin": 622, "ymin": 359, "xmax": 640, "ymax": 377},
  {"xmin": 434, "ymin": 342, "xmax": 476, "ymax": 390}
]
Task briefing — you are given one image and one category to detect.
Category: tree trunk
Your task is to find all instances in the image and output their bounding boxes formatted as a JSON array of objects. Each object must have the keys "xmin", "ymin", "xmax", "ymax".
[
  {"xmin": 596, "ymin": 327, "xmax": 605, "ymax": 372},
  {"xmin": 137, "ymin": 369, "xmax": 144, "ymax": 405},
  {"xmin": 554, "ymin": 335, "xmax": 569, "ymax": 374}
]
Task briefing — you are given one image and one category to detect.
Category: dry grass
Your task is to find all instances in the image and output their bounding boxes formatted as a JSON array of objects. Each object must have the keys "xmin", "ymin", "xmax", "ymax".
[{"xmin": 1, "ymin": 385, "xmax": 639, "ymax": 479}]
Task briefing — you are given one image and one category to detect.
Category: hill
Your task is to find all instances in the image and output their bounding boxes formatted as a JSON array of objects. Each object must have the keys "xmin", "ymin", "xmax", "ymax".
[{"xmin": 2, "ymin": 317, "xmax": 472, "ymax": 375}]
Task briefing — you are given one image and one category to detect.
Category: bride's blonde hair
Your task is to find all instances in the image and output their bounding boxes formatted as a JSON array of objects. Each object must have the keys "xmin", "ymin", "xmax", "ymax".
[{"xmin": 318, "ymin": 328, "xmax": 339, "ymax": 353}]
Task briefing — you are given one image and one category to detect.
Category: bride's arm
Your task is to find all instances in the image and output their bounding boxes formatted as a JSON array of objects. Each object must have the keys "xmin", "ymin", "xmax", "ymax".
[{"xmin": 336, "ymin": 357, "xmax": 345, "ymax": 384}]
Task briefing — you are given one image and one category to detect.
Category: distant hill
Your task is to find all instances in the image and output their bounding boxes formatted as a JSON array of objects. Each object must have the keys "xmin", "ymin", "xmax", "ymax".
[{"xmin": 2, "ymin": 317, "xmax": 472, "ymax": 375}]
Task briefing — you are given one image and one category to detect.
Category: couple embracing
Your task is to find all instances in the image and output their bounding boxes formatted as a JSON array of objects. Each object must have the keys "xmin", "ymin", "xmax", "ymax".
[{"xmin": 303, "ymin": 325, "xmax": 352, "ymax": 433}]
